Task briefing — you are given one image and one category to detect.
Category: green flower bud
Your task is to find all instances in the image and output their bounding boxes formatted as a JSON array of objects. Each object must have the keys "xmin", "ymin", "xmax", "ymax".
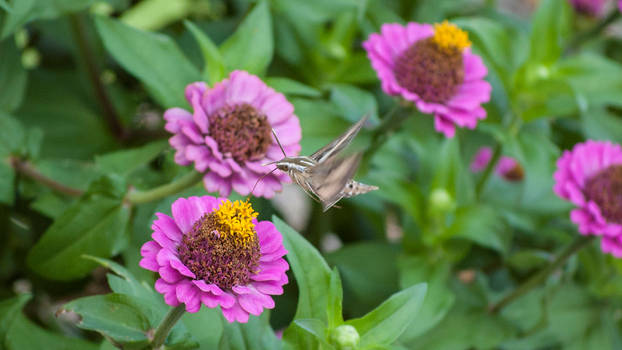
[
  {"xmin": 429, "ymin": 187, "xmax": 454, "ymax": 213},
  {"xmin": 330, "ymin": 325, "xmax": 359, "ymax": 350},
  {"xmin": 21, "ymin": 48, "xmax": 41, "ymax": 70}
]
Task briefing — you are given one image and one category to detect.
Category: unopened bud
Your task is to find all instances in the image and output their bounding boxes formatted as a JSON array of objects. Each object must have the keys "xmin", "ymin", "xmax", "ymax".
[
  {"xmin": 21, "ymin": 48, "xmax": 41, "ymax": 69},
  {"xmin": 429, "ymin": 188, "xmax": 454, "ymax": 213},
  {"xmin": 330, "ymin": 325, "xmax": 359, "ymax": 350}
]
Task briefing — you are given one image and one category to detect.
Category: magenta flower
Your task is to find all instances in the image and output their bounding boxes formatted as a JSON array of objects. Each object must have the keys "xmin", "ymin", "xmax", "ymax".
[
  {"xmin": 470, "ymin": 147, "xmax": 524, "ymax": 181},
  {"xmin": 554, "ymin": 140, "xmax": 622, "ymax": 257},
  {"xmin": 363, "ymin": 21, "xmax": 491, "ymax": 138},
  {"xmin": 164, "ymin": 70, "xmax": 301, "ymax": 198},
  {"xmin": 139, "ymin": 196, "xmax": 289, "ymax": 322},
  {"xmin": 569, "ymin": 0, "xmax": 607, "ymax": 16},
  {"xmin": 619, "ymin": 0, "xmax": 622, "ymax": 12}
]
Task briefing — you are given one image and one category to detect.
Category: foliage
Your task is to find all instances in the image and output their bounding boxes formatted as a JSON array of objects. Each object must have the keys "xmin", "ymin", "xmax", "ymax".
[{"xmin": 2, "ymin": 0, "xmax": 622, "ymax": 349}]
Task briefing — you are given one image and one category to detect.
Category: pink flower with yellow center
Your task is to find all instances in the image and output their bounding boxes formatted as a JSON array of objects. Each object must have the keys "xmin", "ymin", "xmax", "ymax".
[
  {"xmin": 164, "ymin": 70, "xmax": 301, "ymax": 198},
  {"xmin": 363, "ymin": 21, "xmax": 491, "ymax": 138},
  {"xmin": 140, "ymin": 196, "xmax": 289, "ymax": 322},
  {"xmin": 554, "ymin": 140, "xmax": 622, "ymax": 257}
]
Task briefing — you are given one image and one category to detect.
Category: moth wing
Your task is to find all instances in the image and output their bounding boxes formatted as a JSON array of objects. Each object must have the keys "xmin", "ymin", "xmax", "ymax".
[
  {"xmin": 310, "ymin": 115, "xmax": 368, "ymax": 163},
  {"xmin": 290, "ymin": 170, "xmax": 321, "ymax": 203},
  {"xmin": 308, "ymin": 153, "xmax": 362, "ymax": 211}
]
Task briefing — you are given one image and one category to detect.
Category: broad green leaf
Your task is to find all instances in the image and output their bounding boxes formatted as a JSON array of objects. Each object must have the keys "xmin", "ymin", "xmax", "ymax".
[
  {"xmin": 294, "ymin": 319, "xmax": 332, "ymax": 348},
  {"xmin": 329, "ymin": 84, "xmax": 379, "ymax": 124},
  {"xmin": 527, "ymin": 0, "xmax": 571, "ymax": 65},
  {"xmin": 0, "ymin": 159, "xmax": 15, "ymax": 204},
  {"xmin": 95, "ymin": 16, "xmax": 201, "ymax": 108},
  {"xmin": 184, "ymin": 20, "xmax": 226, "ymax": 84},
  {"xmin": 220, "ymin": 1, "xmax": 273, "ymax": 75},
  {"xmin": 0, "ymin": 112, "xmax": 25, "ymax": 155},
  {"xmin": 0, "ymin": 294, "xmax": 31, "ymax": 341},
  {"xmin": 346, "ymin": 283, "xmax": 427, "ymax": 348},
  {"xmin": 398, "ymin": 256, "xmax": 454, "ymax": 342},
  {"xmin": 63, "ymin": 293, "xmax": 152, "ymax": 345},
  {"xmin": 291, "ymin": 98, "xmax": 352, "ymax": 155},
  {"xmin": 27, "ymin": 176, "xmax": 130, "ymax": 280},
  {"xmin": 0, "ymin": 40, "xmax": 27, "ymax": 112},
  {"xmin": 273, "ymin": 215, "xmax": 331, "ymax": 349},
  {"xmin": 431, "ymin": 137, "xmax": 474, "ymax": 205},
  {"xmin": 445, "ymin": 205, "xmax": 510, "ymax": 254},
  {"xmin": 6, "ymin": 311, "xmax": 98, "ymax": 350},
  {"xmin": 16, "ymin": 71, "xmax": 117, "ymax": 159},
  {"xmin": 327, "ymin": 267, "xmax": 344, "ymax": 329},
  {"xmin": 95, "ymin": 140, "xmax": 167, "ymax": 176},
  {"xmin": 0, "ymin": 0, "xmax": 94, "ymax": 39},
  {"xmin": 182, "ymin": 307, "xmax": 223, "ymax": 350},
  {"xmin": 265, "ymin": 77, "xmax": 322, "ymax": 98},
  {"xmin": 219, "ymin": 312, "xmax": 281, "ymax": 350},
  {"xmin": 581, "ymin": 107, "xmax": 622, "ymax": 144}
]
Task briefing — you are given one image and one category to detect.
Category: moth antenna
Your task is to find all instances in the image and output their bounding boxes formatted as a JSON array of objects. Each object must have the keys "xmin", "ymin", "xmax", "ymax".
[
  {"xmin": 250, "ymin": 167, "xmax": 278, "ymax": 196},
  {"xmin": 272, "ymin": 129, "xmax": 287, "ymax": 157}
]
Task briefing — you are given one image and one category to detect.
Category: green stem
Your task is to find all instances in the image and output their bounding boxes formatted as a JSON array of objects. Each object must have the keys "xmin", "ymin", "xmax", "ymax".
[
  {"xmin": 566, "ymin": 10, "xmax": 621, "ymax": 54},
  {"xmin": 489, "ymin": 235, "xmax": 594, "ymax": 314},
  {"xmin": 150, "ymin": 305, "xmax": 185, "ymax": 349},
  {"xmin": 69, "ymin": 14, "xmax": 126, "ymax": 141},
  {"xmin": 126, "ymin": 171, "xmax": 203, "ymax": 205},
  {"xmin": 475, "ymin": 142, "xmax": 502, "ymax": 199}
]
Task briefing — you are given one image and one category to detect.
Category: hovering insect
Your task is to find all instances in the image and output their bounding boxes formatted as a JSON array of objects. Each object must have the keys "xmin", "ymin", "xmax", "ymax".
[{"xmin": 267, "ymin": 115, "xmax": 378, "ymax": 211}]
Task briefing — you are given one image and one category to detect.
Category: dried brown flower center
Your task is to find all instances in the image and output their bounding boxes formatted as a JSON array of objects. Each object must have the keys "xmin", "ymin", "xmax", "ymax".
[
  {"xmin": 209, "ymin": 103, "xmax": 272, "ymax": 163},
  {"xmin": 393, "ymin": 38, "xmax": 464, "ymax": 104},
  {"xmin": 584, "ymin": 165, "xmax": 622, "ymax": 224}
]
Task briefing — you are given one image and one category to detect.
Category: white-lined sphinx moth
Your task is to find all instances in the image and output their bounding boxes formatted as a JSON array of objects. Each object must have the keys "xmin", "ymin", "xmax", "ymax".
[{"xmin": 270, "ymin": 116, "xmax": 378, "ymax": 211}]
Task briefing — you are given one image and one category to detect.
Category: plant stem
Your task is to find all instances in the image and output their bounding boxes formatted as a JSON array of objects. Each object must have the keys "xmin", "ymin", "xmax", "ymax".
[
  {"xmin": 566, "ymin": 10, "xmax": 621, "ymax": 54},
  {"xmin": 489, "ymin": 235, "xmax": 594, "ymax": 314},
  {"xmin": 126, "ymin": 171, "xmax": 204, "ymax": 205},
  {"xmin": 69, "ymin": 14, "xmax": 126, "ymax": 141},
  {"xmin": 475, "ymin": 142, "xmax": 502, "ymax": 199},
  {"xmin": 10, "ymin": 158, "xmax": 84, "ymax": 197},
  {"xmin": 150, "ymin": 305, "xmax": 185, "ymax": 349}
]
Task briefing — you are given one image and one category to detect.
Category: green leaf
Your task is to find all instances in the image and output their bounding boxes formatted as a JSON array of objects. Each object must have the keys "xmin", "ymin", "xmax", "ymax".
[
  {"xmin": 398, "ymin": 256, "xmax": 455, "ymax": 342},
  {"xmin": 346, "ymin": 283, "xmax": 427, "ymax": 348},
  {"xmin": 95, "ymin": 16, "xmax": 201, "ymax": 108},
  {"xmin": 219, "ymin": 312, "xmax": 281, "ymax": 350},
  {"xmin": 63, "ymin": 293, "xmax": 152, "ymax": 345},
  {"xmin": 290, "ymin": 98, "xmax": 351, "ymax": 155},
  {"xmin": 273, "ymin": 215, "xmax": 331, "ymax": 349},
  {"xmin": 431, "ymin": 137, "xmax": 474, "ymax": 204},
  {"xmin": 0, "ymin": 158, "xmax": 15, "ymax": 204},
  {"xmin": 182, "ymin": 307, "xmax": 223, "ymax": 350},
  {"xmin": 95, "ymin": 140, "xmax": 167, "ymax": 176},
  {"xmin": 527, "ymin": 0, "xmax": 571, "ymax": 65},
  {"xmin": 581, "ymin": 107, "xmax": 622, "ymax": 144},
  {"xmin": 184, "ymin": 20, "xmax": 226, "ymax": 84},
  {"xmin": 0, "ymin": 0, "xmax": 94, "ymax": 39},
  {"xmin": 329, "ymin": 84, "xmax": 379, "ymax": 124},
  {"xmin": 0, "ymin": 40, "xmax": 27, "ymax": 112},
  {"xmin": 7, "ymin": 310, "xmax": 98, "ymax": 350},
  {"xmin": 293, "ymin": 319, "xmax": 332, "ymax": 348},
  {"xmin": 327, "ymin": 267, "xmax": 344, "ymax": 329},
  {"xmin": 0, "ymin": 294, "xmax": 31, "ymax": 341},
  {"xmin": 445, "ymin": 205, "xmax": 510, "ymax": 254},
  {"xmin": 220, "ymin": 1, "xmax": 273, "ymax": 75},
  {"xmin": 27, "ymin": 176, "xmax": 130, "ymax": 280},
  {"xmin": 265, "ymin": 77, "xmax": 322, "ymax": 98}
]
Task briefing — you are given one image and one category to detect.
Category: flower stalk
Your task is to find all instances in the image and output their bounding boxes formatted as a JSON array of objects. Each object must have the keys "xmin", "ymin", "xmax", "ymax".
[
  {"xmin": 10, "ymin": 157, "xmax": 84, "ymax": 197},
  {"xmin": 475, "ymin": 142, "xmax": 502, "ymax": 198},
  {"xmin": 150, "ymin": 305, "xmax": 185, "ymax": 349},
  {"xmin": 126, "ymin": 171, "xmax": 204, "ymax": 205},
  {"xmin": 489, "ymin": 235, "xmax": 594, "ymax": 314},
  {"xmin": 566, "ymin": 10, "xmax": 622, "ymax": 54}
]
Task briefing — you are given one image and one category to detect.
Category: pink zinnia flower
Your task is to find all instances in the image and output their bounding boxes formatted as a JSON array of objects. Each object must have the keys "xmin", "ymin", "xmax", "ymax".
[
  {"xmin": 553, "ymin": 140, "xmax": 622, "ymax": 257},
  {"xmin": 139, "ymin": 196, "xmax": 289, "ymax": 322},
  {"xmin": 619, "ymin": 0, "xmax": 622, "ymax": 12},
  {"xmin": 164, "ymin": 70, "xmax": 301, "ymax": 198},
  {"xmin": 569, "ymin": 0, "xmax": 607, "ymax": 16},
  {"xmin": 363, "ymin": 21, "xmax": 491, "ymax": 138},
  {"xmin": 470, "ymin": 147, "xmax": 524, "ymax": 181}
]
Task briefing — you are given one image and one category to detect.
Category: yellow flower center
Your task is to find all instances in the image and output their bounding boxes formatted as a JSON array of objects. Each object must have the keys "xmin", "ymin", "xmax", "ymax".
[
  {"xmin": 213, "ymin": 199, "xmax": 258, "ymax": 248},
  {"xmin": 431, "ymin": 21, "xmax": 471, "ymax": 52}
]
